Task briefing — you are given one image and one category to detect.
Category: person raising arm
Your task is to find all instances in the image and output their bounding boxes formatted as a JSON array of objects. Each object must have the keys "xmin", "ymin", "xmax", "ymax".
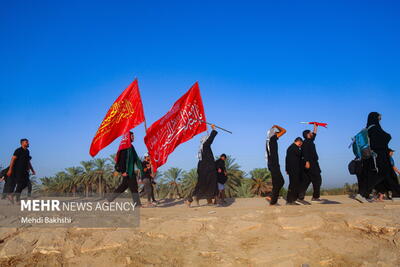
[
  {"xmin": 273, "ymin": 125, "xmax": 287, "ymax": 138},
  {"xmin": 313, "ymin": 122, "xmax": 318, "ymax": 135},
  {"xmin": 265, "ymin": 124, "xmax": 287, "ymax": 205}
]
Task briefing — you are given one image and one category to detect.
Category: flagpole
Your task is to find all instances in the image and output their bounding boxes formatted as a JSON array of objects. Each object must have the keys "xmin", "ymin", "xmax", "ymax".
[
  {"xmin": 199, "ymin": 120, "xmax": 232, "ymax": 134},
  {"xmin": 134, "ymin": 77, "xmax": 148, "ymax": 133},
  {"xmin": 136, "ymin": 77, "xmax": 151, "ymax": 173}
]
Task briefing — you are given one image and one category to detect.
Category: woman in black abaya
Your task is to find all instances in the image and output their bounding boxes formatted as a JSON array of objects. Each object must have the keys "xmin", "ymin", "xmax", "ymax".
[{"xmin": 363, "ymin": 112, "xmax": 400, "ymax": 201}]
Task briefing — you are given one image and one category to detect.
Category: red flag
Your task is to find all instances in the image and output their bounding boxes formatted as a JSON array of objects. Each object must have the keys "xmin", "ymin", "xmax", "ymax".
[
  {"xmin": 309, "ymin": 122, "xmax": 328, "ymax": 128},
  {"xmin": 89, "ymin": 79, "xmax": 145, "ymax": 157},
  {"xmin": 144, "ymin": 82, "xmax": 207, "ymax": 172}
]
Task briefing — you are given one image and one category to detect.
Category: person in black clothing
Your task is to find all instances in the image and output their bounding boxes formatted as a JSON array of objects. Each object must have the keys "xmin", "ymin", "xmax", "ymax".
[
  {"xmin": 0, "ymin": 167, "xmax": 10, "ymax": 199},
  {"xmin": 6, "ymin": 139, "xmax": 35, "ymax": 203},
  {"xmin": 146, "ymin": 154, "xmax": 157, "ymax": 203},
  {"xmin": 285, "ymin": 137, "xmax": 303, "ymax": 205},
  {"xmin": 186, "ymin": 125, "xmax": 218, "ymax": 207},
  {"xmin": 141, "ymin": 154, "xmax": 156, "ymax": 207},
  {"xmin": 353, "ymin": 159, "xmax": 368, "ymax": 202},
  {"xmin": 362, "ymin": 112, "xmax": 400, "ymax": 201},
  {"xmin": 299, "ymin": 123, "xmax": 323, "ymax": 201},
  {"xmin": 216, "ymin": 154, "xmax": 228, "ymax": 204},
  {"xmin": 1, "ymin": 166, "xmax": 31, "ymax": 199},
  {"xmin": 265, "ymin": 125, "xmax": 286, "ymax": 205},
  {"xmin": 108, "ymin": 132, "xmax": 144, "ymax": 206},
  {"xmin": 1, "ymin": 167, "xmax": 10, "ymax": 199}
]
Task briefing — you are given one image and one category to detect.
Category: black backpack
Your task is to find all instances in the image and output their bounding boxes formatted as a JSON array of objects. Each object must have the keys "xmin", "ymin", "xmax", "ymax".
[{"xmin": 348, "ymin": 160, "xmax": 362, "ymax": 175}]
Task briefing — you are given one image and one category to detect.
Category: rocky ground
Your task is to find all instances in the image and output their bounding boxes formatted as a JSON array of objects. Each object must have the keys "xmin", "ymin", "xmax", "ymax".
[{"xmin": 0, "ymin": 195, "xmax": 400, "ymax": 267}]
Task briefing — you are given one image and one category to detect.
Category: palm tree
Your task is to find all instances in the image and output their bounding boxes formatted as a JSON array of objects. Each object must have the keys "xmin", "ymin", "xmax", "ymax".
[
  {"xmin": 103, "ymin": 155, "xmax": 120, "ymax": 193},
  {"xmin": 162, "ymin": 167, "xmax": 183, "ymax": 199},
  {"xmin": 181, "ymin": 168, "xmax": 197, "ymax": 198},
  {"xmin": 80, "ymin": 160, "xmax": 94, "ymax": 197},
  {"xmin": 39, "ymin": 176, "xmax": 54, "ymax": 193},
  {"xmin": 237, "ymin": 178, "xmax": 254, "ymax": 198},
  {"xmin": 249, "ymin": 168, "xmax": 272, "ymax": 197},
  {"xmin": 52, "ymin": 171, "xmax": 70, "ymax": 193},
  {"xmin": 92, "ymin": 158, "xmax": 110, "ymax": 197},
  {"xmin": 223, "ymin": 156, "xmax": 245, "ymax": 198},
  {"xmin": 65, "ymin": 167, "xmax": 83, "ymax": 196},
  {"xmin": 108, "ymin": 154, "xmax": 117, "ymax": 166}
]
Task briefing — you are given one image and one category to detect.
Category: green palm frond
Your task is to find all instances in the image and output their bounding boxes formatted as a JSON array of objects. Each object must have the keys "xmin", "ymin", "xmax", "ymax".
[
  {"xmin": 181, "ymin": 168, "xmax": 197, "ymax": 198},
  {"xmin": 162, "ymin": 167, "xmax": 183, "ymax": 199},
  {"xmin": 249, "ymin": 168, "xmax": 272, "ymax": 197}
]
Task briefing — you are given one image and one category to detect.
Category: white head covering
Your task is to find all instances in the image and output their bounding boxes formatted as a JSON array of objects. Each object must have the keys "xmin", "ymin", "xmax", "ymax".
[
  {"xmin": 198, "ymin": 134, "xmax": 210, "ymax": 161},
  {"xmin": 265, "ymin": 127, "xmax": 279, "ymax": 165}
]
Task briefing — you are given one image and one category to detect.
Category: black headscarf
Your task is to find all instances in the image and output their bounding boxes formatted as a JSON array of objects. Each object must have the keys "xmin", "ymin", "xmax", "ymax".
[{"xmin": 367, "ymin": 112, "xmax": 381, "ymax": 128}]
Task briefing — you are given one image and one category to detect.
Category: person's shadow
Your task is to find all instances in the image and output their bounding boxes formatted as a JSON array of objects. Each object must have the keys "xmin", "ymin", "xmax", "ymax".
[
  {"xmin": 189, "ymin": 197, "xmax": 236, "ymax": 208},
  {"xmin": 155, "ymin": 198, "xmax": 236, "ymax": 208},
  {"xmin": 216, "ymin": 198, "xmax": 235, "ymax": 207},
  {"xmin": 319, "ymin": 199, "xmax": 341, "ymax": 204},
  {"xmin": 156, "ymin": 198, "xmax": 185, "ymax": 208}
]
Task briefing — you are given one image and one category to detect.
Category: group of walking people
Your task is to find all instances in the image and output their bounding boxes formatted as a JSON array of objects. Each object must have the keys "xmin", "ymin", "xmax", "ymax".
[
  {"xmin": 98, "ymin": 127, "xmax": 229, "ymax": 208},
  {"xmin": 353, "ymin": 112, "xmax": 400, "ymax": 202},
  {"xmin": 265, "ymin": 123, "xmax": 323, "ymax": 205},
  {"xmin": 2, "ymin": 112, "xmax": 400, "ymax": 207},
  {"xmin": 103, "ymin": 126, "xmax": 228, "ymax": 208},
  {"xmin": 264, "ymin": 112, "xmax": 400, "ymax": 206}
]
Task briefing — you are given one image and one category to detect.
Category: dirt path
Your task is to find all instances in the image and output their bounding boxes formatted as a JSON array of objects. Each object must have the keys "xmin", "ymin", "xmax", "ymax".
[{"xmin": 1, "ymin": 196, "xmax": 399, "ymax": 266}]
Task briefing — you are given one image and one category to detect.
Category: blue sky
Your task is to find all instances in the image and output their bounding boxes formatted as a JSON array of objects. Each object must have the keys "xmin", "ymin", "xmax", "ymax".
[{"xmin": 1, "ymin": 0, "xmax": 399, "ymax": 187}]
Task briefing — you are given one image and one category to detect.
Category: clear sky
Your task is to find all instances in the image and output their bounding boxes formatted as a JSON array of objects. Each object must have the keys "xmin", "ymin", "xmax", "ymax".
[{"xmin": 1, "ymin": 1, "xmax": 399, "ymax": 187}]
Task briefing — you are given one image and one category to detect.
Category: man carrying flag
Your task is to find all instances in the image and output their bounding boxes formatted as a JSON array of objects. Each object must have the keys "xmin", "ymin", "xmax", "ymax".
[
  {"xmin": 187, "ymin": 124, "xmax": 219, "ymax": 207},
  {"xmin": 299, "ymin": 123, "xmax": 323, "ymax": 202},
  {"xmin": 107, "ymin": 131, "xmax": 144, "ymax": 206},
  {"xmin": 89, "ymin": 78, "xmax": 146, "ymax": 206}
]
